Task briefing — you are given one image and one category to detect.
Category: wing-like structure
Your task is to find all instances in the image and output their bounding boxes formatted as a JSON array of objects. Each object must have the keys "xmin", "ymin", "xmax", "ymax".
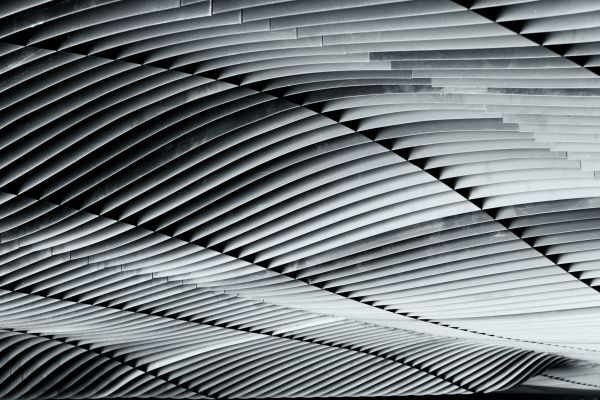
[{"xmin": 1, "ymin": 0, "xmax": 600, "ymax": 398}]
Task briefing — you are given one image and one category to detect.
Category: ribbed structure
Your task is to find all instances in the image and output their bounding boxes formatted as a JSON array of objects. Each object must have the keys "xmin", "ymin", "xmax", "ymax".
[{"xmin": 1, "ymin": 0, "xmax": 600, "ymax": 398}]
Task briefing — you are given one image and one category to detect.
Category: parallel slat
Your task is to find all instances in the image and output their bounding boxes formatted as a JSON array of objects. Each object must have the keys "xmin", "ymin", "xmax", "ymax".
[{"xmin": 1, "ymin": 0, "xmax": 600, "ymax": 398}]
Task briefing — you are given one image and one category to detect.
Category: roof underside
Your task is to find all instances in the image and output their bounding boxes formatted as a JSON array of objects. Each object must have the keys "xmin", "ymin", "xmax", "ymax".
[{"xmin": 0, "ymin": 0, "xmax": 600, "ymax": 399}]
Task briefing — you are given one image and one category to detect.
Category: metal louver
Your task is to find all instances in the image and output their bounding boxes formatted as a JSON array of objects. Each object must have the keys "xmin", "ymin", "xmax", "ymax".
[{"xmin": 1, "ymin": 0, "xmax": 600, "ymax": 398}]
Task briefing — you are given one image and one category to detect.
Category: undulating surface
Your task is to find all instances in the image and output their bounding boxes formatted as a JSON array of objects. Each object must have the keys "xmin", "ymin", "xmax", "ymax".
[{"xmin": 1, "ymin": 0, "xmax": 600, "ymax": 399}]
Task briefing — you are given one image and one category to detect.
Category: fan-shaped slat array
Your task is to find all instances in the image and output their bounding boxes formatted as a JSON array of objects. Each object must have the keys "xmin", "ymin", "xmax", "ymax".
[{"xmin": 1, "ymin": 0, "xmax": 600, "ymax": 398}]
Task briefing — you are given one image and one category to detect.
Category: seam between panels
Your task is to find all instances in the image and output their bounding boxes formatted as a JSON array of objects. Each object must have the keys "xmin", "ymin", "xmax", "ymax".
[
  {"xmin": 539, "ymin": 373, "xmax": 600, "ymax": 389},
  {"xmin": 448, "ymin": 0, "xmax": 600, "ymax": 78},
  {"xmin": 0, "ymin": 189, "xmax": 431, "ymax": 341},
  {"xmin": 0, "ymin": 287, "xmax": 477, "ymax": 393},
  {"xmin": 352, "ymin": 133, "xmax": 600, "ymax": 288}
]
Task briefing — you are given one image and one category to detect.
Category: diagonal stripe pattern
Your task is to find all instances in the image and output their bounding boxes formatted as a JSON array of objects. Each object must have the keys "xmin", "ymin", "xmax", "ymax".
[{"xmin": 1, "ymin": 0, "xmax": 600, "ymax": 398}]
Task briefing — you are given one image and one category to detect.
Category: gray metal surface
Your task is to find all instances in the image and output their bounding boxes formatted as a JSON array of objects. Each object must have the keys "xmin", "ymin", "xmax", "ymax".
[{"xmin": 0, "ymin": 0, "xmax": 600, "ymax": 398}]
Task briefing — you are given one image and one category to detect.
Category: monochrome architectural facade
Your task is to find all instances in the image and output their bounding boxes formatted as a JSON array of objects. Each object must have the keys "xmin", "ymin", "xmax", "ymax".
[{"xmin": 0, "ymin": 0, "xmax": 599, "ymax": 398}]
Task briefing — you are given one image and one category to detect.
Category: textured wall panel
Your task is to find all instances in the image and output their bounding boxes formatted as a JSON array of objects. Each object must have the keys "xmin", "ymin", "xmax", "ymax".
[{"xmin": 1, "ymin": 0, "xmax": 600, "ymax": 398}]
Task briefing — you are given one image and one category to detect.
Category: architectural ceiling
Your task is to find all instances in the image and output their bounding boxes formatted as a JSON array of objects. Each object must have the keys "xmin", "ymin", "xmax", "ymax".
[{"xmin": 1, "ymin": 0, "xmax": 600, "ymax": 398}]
